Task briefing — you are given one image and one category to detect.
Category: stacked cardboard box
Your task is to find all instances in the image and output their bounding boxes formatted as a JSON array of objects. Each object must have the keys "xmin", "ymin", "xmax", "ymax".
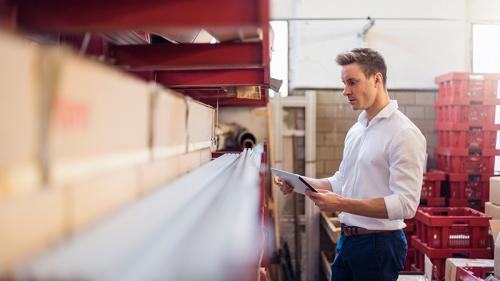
[
  {"xmin": 0, "ymin": 30, "xmax": 215, "ymax": 276},
  {"xmin": 485, "ymin": 177, "xmax": 500, "ymax": 219}
]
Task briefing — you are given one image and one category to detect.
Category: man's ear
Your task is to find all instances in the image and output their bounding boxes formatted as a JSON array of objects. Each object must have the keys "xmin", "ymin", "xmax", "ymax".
[{"xmin": 374, "ymin": 72, "xmax": 383, "ymax": 88}]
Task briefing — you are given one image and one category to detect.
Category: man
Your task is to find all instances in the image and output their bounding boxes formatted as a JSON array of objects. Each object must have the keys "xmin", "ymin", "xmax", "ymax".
[{"xmin": 275, "ymin": 48, "xmax": 426, "ymax": 281}]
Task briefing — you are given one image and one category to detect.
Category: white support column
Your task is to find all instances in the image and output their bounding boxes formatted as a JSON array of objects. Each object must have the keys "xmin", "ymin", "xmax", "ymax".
[
  {"xmin": 272, "ymin": 93, "xmax": 318, "ymax": 281},
  {"xmin": 304, "ymin": 90, "xmax": 319, "ymax": 281}
]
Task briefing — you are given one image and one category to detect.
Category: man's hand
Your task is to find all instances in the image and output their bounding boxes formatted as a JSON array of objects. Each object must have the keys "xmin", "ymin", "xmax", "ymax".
[
  {"xmin": 305, "ymin": 189, "xmax": 389, "ymax": 218},
  {"xmin": 274, "ymin": 176, "xmax": 293, "ymax": 195},
  {"xmin": 305, "ymin": 189, "xmax": 344, "ymax": 212}
]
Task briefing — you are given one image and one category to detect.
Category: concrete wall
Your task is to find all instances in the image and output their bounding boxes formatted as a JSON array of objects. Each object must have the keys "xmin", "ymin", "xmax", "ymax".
[
  {"xmin": 271, "ymin": 0, "xmax": 500, "ymax": 91},
  {"xmin": 315, "ymin": 90, "xmax": 437, "ymax": 178}
]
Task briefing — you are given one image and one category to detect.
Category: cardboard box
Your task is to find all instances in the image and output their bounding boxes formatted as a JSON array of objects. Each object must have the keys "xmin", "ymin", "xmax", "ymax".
[
  {"xmin": 139, "ymin": 148, "xmax": 212, "ymax": 194},
  {"xmin": 1, "ymin": 34, "xmax": 151, "ymax": 195},
  {"xmin": 0, "ymin": 188, "xmax": 64, "ymax": 276},
  {"xmin": 491, "ymin": 177, "xmax": 500, "ymax": 205},
  {"xmin": 152, "ymin": 89, "xmax": 187, "ymax": 159},
  {"xmin": 64, "ymin": 165, "xmax": 140, "ymax": 234},
  {"xmin": 0, "ymin": 30, "xmax": 42, "ymax": 198},
  {"xmin": 179, "ymin": 149, "xmax": 203, "ymax": 175},
  {"xmin": 139, "ymin": 155, "xmax": 181, "ymax": 194},
  {"xmin": 444, "ymin": 258, "xmax": 494, "ymax": 281},
  {"xmin": 200, "ymin": 147, "xmax": 212, "ymax": 165},
  {"xmin": 187, "ymin": 99, "xmax": 214, "ymax": 152},
  {"xmin": 48, "ymin": 49, "xmax": 150, "ymax": 181},
  {"xmin": 486, "ymin": 202, "xmax": 500, "ymax": 219},
  {"xmin": 490, "ymin": 220, "xmax": 500, "ymax": 277}
]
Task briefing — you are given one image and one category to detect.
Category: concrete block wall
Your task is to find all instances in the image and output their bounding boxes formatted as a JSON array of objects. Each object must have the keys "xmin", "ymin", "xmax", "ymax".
[{"xmin": 315, "ymin": 90, "xmax": 438, "ymax": 178}]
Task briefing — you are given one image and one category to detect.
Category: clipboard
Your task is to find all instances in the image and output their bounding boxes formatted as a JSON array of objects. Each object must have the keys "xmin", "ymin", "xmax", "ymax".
[{"xmin": 271, "ymin": 168, "xmax": 318, "ymax": 194}]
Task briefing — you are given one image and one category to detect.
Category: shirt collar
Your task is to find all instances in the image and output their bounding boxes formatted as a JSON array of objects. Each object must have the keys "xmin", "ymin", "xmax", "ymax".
[{"xmin": 357, "ymin": 100, "xmax": 399, "ymax": 125}]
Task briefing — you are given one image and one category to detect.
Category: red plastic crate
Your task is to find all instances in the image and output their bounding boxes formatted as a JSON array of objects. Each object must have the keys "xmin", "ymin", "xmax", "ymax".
[
  {"xmin": 415, "ymin": 207, "xmax": 491, "ymax": 249},
  {"xmin": 436, "ymin": 96, "xmax": 500, "ymax": 106},
  {"xmin": 448, "ymin": 198, "xmax": 469, "ymax": 207},
  {"xmin": 435, "ymin": 152, "xmax": 495, "ymax": 174},
  {"xmin": 435, "ymin": 147, "xmax": 499, "ymax": 157},
  {"xmin": 435, "ymin": 123, "xmax": 500, "ymax": 151},
  {"xmin": 456, "ymin": 266, "xmax": 494, "ymax": 281},
  {"xmin": 435, "ymin": 104, "xmax": 496, "ymax": 124},
  {"xmin": 404, "ymin": 218, "xmax": 416, "ymax": 234},
  {"xmin": 420, "ymin": 171, "xmax": 447, "ymax": 207},
  {"xmin": 421, "ymin": 197, "xmax": 447, "ymax": 207},
  {"xmin": 448, "ymin": 173, "xmax": 490, "ymax": 202},
  {"xmin": 412, "ymin": 236, "xmax": 492, "ymax": 280},
  {"xmin": 421, "ymin": 170, "xmax": 446, "ymax": 198},
  {"xmin": 435, "ymin": 72, "xmax": 500, "ymax": 100}
]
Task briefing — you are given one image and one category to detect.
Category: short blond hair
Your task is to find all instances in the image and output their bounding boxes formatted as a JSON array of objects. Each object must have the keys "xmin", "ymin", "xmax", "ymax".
[{"xmin": 336, "ymin": 48, "xmax": 387, "ymax": 88}]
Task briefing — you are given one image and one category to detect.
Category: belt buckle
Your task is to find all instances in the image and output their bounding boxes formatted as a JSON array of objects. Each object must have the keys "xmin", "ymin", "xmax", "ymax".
[{"xmin": 341, "ymin": 224, "xmax": 359, "ymax": 236}]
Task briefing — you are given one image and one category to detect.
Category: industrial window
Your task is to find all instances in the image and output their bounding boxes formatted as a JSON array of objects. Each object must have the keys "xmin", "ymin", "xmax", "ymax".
[
  {"xmin": 472, "ymin": 24, "xmax": 500, "ymax": 171},
  {"xmin": 472, "ymin": 24, "xmax": 500, "ymax": 74},
  {"xmin": 270, "ymin": 20, "xmax": 289, "ymax": 97}
]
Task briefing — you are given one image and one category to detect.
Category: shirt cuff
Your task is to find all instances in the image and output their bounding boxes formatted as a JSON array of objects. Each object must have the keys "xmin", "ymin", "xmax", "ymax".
[
  {"xmin": 327, "ymin": 176, "xmax": 339, "ymax": 193},
  {"xmin": 384, "ymin": 194, "xmax": 404, "ymax": 220}
]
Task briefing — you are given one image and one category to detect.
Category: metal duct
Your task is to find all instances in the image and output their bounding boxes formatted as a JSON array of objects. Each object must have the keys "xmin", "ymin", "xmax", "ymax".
[{"xmin": 15, "ymin": 147, "xmax": 264, "ymax": 281}]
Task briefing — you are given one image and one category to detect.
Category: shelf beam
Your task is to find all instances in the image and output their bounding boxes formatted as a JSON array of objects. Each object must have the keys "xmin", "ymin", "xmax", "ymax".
[
  {"xmin": 156, "ymin": 68, "xmax": 267, "ymax": 88},
  {"xmin": 112, "ymin": 42, "xmax": 263, "ymax": 71},
  {"xmin": 16, "ymin": 0, "xmax": 263, "ymax": 32}
]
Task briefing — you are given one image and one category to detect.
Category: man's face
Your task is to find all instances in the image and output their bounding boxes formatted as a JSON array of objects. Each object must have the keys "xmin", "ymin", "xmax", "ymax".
[{"xmin": 340, "ymin": 63, "xmax": 377, "ymax": 111}]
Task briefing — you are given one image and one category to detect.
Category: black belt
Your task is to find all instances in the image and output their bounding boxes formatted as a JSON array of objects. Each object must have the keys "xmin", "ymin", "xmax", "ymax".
[{"xmin": 341, "ymin": 224, "xmax": 399, "ymax": 237}]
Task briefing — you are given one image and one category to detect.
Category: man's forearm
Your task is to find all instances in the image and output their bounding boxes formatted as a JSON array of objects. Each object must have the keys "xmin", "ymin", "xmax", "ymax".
[{"xmin": 339, "ymin": 197, "xmax": 389, "ymax": 219}]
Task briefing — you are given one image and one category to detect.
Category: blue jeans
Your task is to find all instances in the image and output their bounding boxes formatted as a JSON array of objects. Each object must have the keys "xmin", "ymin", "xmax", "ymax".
[{"xmin": 331, "ymin": 230, "xmax": 407, "ymax": 281}]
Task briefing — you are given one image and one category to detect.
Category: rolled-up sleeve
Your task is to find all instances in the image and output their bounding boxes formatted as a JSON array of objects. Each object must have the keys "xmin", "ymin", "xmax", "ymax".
[
  {"xmin": 384, "ymin": 127, "xmax": 426, "ymax": 220},
  {"xmin": 327, "ymin": 159, "xmax": 346, "ymax": 195}
]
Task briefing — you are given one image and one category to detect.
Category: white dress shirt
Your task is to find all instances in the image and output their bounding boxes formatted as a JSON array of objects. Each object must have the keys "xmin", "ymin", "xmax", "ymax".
[{"xmin": 328, "ymin": 100, "xmax": 426, "ymax": 230}]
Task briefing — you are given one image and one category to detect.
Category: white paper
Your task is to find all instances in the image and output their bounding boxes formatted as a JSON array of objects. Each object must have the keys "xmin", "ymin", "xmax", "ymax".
[
  {"xmin": 424, "ymin": 255, "xmax": 433, "ymax": 281},
  {"xmin": 271, "ymin": 168, "xmax": 311, "ymax": 195}
]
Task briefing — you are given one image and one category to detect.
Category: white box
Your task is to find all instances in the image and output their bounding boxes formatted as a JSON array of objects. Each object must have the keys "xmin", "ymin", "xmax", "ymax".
[
  {"xmin": 490, "ymin": 177, "xmax": 500, "ymax": 205},
  {"xmin": 187, "ymin": 99, "xmax": 214, "ymax": 152},
  {"xmin": 496, "ymin": 233, "xmax": 500, "ymax": 278},
  {"xmin": 444, "ymin": 258, "xmax": 493, "ymax": 281},
  {"xmin": 486, "ymin": 202, "xmax": 500, "ymax": 219},
  {"xmin": 490, "ymin": 220, "xmax": 500, "ymax": 277},
  {"xmin": 152, "ymin": 89, "xmax": 187, "ymax": 159}
]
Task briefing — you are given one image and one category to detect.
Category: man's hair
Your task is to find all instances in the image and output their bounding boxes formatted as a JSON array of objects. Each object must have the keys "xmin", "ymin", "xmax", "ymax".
[{"xmin": 335, "ymin": 48, "xmax": 387, "ymax": 87}]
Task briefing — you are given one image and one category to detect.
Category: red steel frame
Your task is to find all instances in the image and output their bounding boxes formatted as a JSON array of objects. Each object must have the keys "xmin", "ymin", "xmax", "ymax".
[
  {"xmin": 15, "ymin": 0, "xmax": 262, "ymax": 32},
  {"xmin": 111, "ymin": 42, "xmax": 263, "ymax": 71},
  {"xmin": 157, "ymin": 68, "xmax": 266, "ymax": 88},
  {"xmin": 13, "ymin": 0, "xmax": 271, "ymax": 107},
  {"xmin": 11, "ymin": 1, "xmax": 272, "ymax": 275}
]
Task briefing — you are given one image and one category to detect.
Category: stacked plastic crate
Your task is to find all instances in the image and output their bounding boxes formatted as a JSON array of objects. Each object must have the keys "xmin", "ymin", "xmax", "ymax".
[
  {"xmin": 434, "ymin": 73, "xmax": 500, "ymax": 211},
  {"xmin": 411, "ymin": 207, "xmax": 492, "ymax": 280},
  {"xmin": 403, "ymin": 171, "xmax": 446, "ymax": 271},
  {"xmin": 420, "ymin": 170, "xmax": 447, "ymax": 207}
]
